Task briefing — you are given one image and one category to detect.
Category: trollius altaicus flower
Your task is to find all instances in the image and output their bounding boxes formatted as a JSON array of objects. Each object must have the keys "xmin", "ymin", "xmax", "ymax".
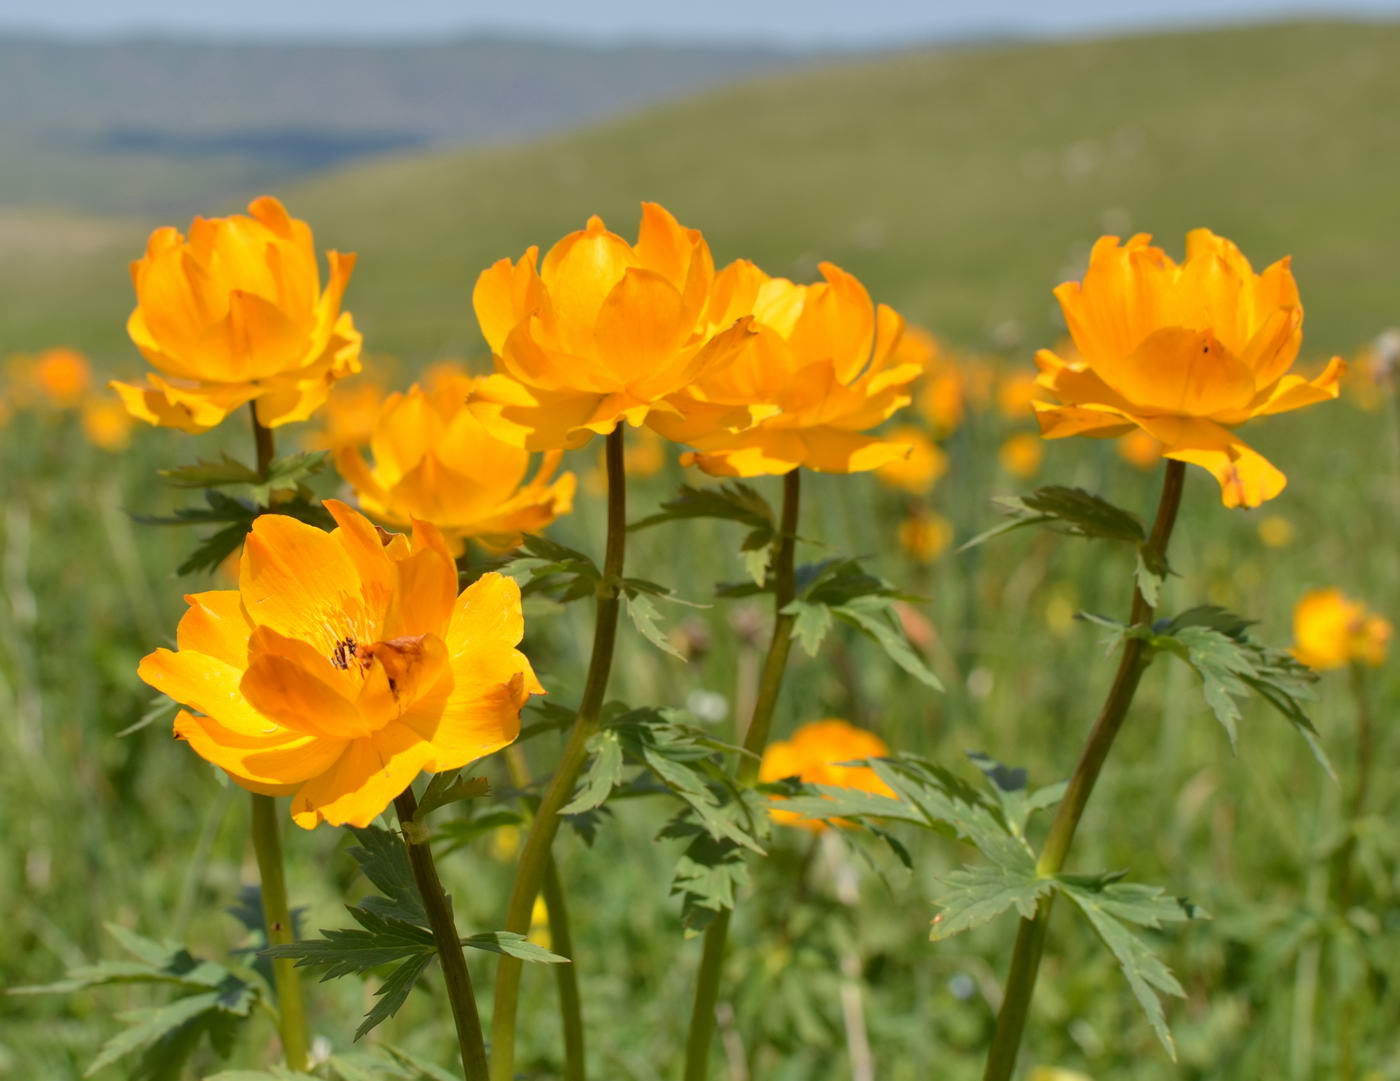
[
  {"xmin": 758, "ymin": 719, "xmax": 895, "ymax": 830},
  {"xmin": 656, "ymin": 260, "xmax": 923, "ymax": 476},
  {"xmin": 139, "ymin": 501, "xmax": 541, "ymax": 828},
  {"xmin": 1292, "ymin": 588, "xmax": 1391, "ymax": 670},
  {"xmin": 113, "ymin": 196, "xmax": 361, "ymax": 433},
  {"xmin": 334, "ymin": 366, "xmax": 576, "ymax": 552},
  {"xmin": 1033, "ymin": 230, "xmax": 1344, "ymax": 508},
  {"xmin": 468, "ymin": 203, "xmax": 755, "ymax": 450}
]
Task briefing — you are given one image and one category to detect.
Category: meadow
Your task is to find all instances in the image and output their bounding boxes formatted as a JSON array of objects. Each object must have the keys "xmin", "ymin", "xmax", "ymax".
[{"xmin": 2, "ymin": 18, "xmax": 1399, "ymax": 1081}]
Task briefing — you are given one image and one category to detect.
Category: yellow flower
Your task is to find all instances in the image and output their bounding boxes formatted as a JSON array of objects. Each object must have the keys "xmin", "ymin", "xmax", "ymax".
[
  {"xmin": 113, "ymin": 196, "xmax": 361, "ymax": 434},
  {"xmin": 657, "ymin": 260, "xmax": 923, "ymax": 476},
  {"xmin": 876, "ymin": 425, "xmax": 948, "ymax": 494},
  {"xmin": 586, "ymin": 425, "xmax": 668, "ymax": 493},
  {"xmin": 335, "ymin": 366, "xmax": 576, "ymax": 554},
  {"xmin": 1257, "ymin": 514, "xmax": 1294, "ymax": 548},
  {"xmin": 34, "ymin": 347, "xmax": 92, "ymax": 408},
  {"xmin": 1292, "ymin": 588, "xmax": 1391, "ymax": 670},
  {"xmin": 81, "ymin": 397, "xmax": 135, "ymax": 451},
  {"xmin": 999, "ymin": 431, "xmax": 1044, "ymax": 478},
  {"xmin": 758, "ymin": 719, "xmax": 895, "ymax": 831},
  {"xmin": 138, "ymin": 501, "xmax": 541, "ymax": 828},
  {"xmin": 898, "ymin": 512, "xmax": 952, "ymax": 564},
  {"xmin": 304, "ymin": 377, "xmax": 389, "ymax": 451},
  {"xmin": 1033, "ymin": 231, "xmax": 1344, "ymax": 508},
  {"xmin": 468, "ymin": 203, "xmax": 755, "ymax": 451},
  {"xmin": 1116, "ymin": 428, "xmax": 1163, "ymax": 471},
  {"xmin": 996, "ymin": 369, "xmax": 1039, "ymax": 421}
]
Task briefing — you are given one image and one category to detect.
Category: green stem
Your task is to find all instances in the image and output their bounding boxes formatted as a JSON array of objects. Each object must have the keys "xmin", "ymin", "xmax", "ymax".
[
  {"xmin": 490, "ymin": 427, "xmax": 627, "ymax": 1081},
  {"xmin": 982, "ymin": 460, "xmax": 1186, "ymax": 1081},
  {"xmin": 683, "ymin": 468, "xmax": 802, "ymax": 1081},
  {"xmin": 505, "ymin": 744, "xmax": 586, "ymax": 1080},
  {"xmin": 244, "ymin": 405, "xmax": 310, "ymax": 1071},
  {"xmin": 394, "ymin": 788, "xmax": 490, "ymax": 1081},
  {"xmin": 249, "ymin": 793, "xmax": 310, "ymax": 1072}
]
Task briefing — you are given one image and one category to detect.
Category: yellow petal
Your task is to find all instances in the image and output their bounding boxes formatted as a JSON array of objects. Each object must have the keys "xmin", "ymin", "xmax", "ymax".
[
  {"xmin": 1136, "ymin": 415, "xmax": 1286, "ymax": 509},
  {"xmin": 289, "ymin": 725, "xmax": 433, "ymax": 829}
]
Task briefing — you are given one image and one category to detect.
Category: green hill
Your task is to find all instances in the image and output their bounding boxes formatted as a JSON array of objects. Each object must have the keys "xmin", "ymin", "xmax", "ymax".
[{"xmin": 5, "ymin": 20, "xmax": 1399, "ymax": 365}]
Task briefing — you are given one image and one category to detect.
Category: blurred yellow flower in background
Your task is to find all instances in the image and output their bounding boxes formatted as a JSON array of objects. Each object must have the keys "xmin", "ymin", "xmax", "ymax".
[
  {"xmin": 81, "ymin": 397, "xmax": 135, "ymax": 451},
  {"xmin": 1116, "ymin": 428, "xmax": 1163, "ymax": 470},
  {"xmin": 113, "ymin": 195, "xmax": 361, "ymax": 433},
  {"xmin": 996, "ymin": 369, "xmax": 1039, "ymax": 421},
  {"xmin": 334, "ymin": 366, "xmax": 575, "ymax": 553},
  {"xmin": 139, "ymin": 501, "xmax": 541, "ymax": 828},
  {"xmin": 586, "ymin": 425, "xmax": 667, "ymax": 493},
  {"xmin": 876, "ymin": 425, "xmax": 948, "ymax": 494},
  {"xmin": 659, "ymin": 260, "xmax": 922, "ymax": 476},
  {"xmin": 1256, "ymin": 514, "xmax": 1294, "ymax": 548},
  {"xmin": 304, "ymin": 377, "xmax": 389, "ymax": 451},
  {"xmin": 898, "ymin": 511, "xmax": 953, "ymax": 563},
  {"xmin": 1033, "ymin": 230, "xmax": 1343, "ymax": 508},
  {"xmin": 33, "ymin": 347, "xmax": 91, "ymax": 408},
  {"xmin": 469, "ymin": 203, "xmax": 754, "ymax": 450},
  {"xmin": 759, "ymin": 719, "xmax": 894, "ymax": 830},
  {"xmin": 999, "ymin": 431, "xmax": 1044, "ymax": 478},
  {"xmin": 1292, "ymin": 588, "xmax": 1391, "ymax": 670}
]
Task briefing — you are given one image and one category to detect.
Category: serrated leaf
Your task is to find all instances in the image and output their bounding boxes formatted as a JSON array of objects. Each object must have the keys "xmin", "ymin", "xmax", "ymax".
[
  {"xmin": 669, "ymin": 833, "xmax": 750, "ymax": 935},
  {"xmin": 1054, "ymin": 875, "xmax": 1206, "ymax": 1058},
  {"xmin": 461, "ymin": 931, "xmax": 568, "ymax": 963},
  {"xmin": 834, "ymin": 598, "xmax": 943, "ymax": 690},
  {"xmin": 355, "ymin": 952, "xmax": 435, "ymax": 1041},
  {"xmin": 159, "ymin": 455, "xmax": 262, "ymax": 489},
  {"xmin": 413, "ymin": 772, "xmax": 491, "ymax": 822},
  {"xmin": 628, "ymin": 482, "xmax": 774, "ymax": 536},
  {"xmin": 622, "ymin": 591, "xmax": 686, "ymax": 659},
  {"xmin": 85, "ymin": 990, "xmax": 222, "ymax": 1077},
  {"xmin": 869, "ymin": 756, "xmax": 1029, "ymax": 868},
  {"xmin": 560, "ymin": 729, "xmax": 624, "ymax": 814},
  {"xmin": 930, "ymin": 863, "xmax": 1052, "ymax": 941},
  {"xmin": 787, "ymin": 600, "xmax": 834, "ymax": 656},
  {"xmin": 262, "ymin": 907, "xmax": 435, "ymax": 978},
  {"xmin": 346, "ymin": 826, "xmax": 428, "ymax": 926}
]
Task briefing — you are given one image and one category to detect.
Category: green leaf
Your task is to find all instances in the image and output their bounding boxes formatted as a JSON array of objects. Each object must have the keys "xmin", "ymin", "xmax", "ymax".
[
  {"xmin": 560, "ymin": 729, "xmax": 624, "ymax": 815},
  {"xmin": 346, "ymin": 826, "xmax": 428, "ymax": 927},
  {"xmin": 622, "ymin": 591, "xmax": 686, "ymax": 659},
  {"xmin": 1054, "ymin": 875, "xmax": 1207, "ymax": 1058},
  {"xmin": 870, "ymin": 756, "xmax": 1030, "ymax": 868},
  {"xmin": 787, "ymin": 600, "xmax": 834, "ymax": 656},
  {"xmin": 834, "ymin": 598, "xmax": 943, "ymax": 690},
  {"xmin": 1147, "ymin": 605, "xmax": 1323, "ymax": 765},
  {"xmin": 966, "ymin": 751, "xmax": 1065, "ymax": 840},
  {"xmin": 460, "ymin": 931, "xmax": 568, "ymax": 963},
  {"xmin": 354, "ymin": 952, "xmax": 434, "ymax": 1041},
  {"xmin": 262, "ymin": 907, "xmax": 435, "ymax": 978},
  {"xmin": 159, "ymin": 455, "xmax": 262, "ymax": 489},
  {"xmin": 206, "ymin": 1071, "xmax": 320, "ymax": 1081},
  {"xmin": 930, "ymin": 863, "xmax": 1052, "ymax": 941},
  {"xmin": 85, "ymin": 990, "xmax": 222, "ymax": 1078},
  {"xmin": 668, "ymin": 832, "xmax": 751, "ymax": 936},
  {"xmin": 960, "ymin": 485, "xmax": 1146, "ymax": 551},
  {"xmin": 628, "ymin": 482, "xmax": 774, "ymax": 542},
  {"xmin": 413, "ymin": 772, "xmax": 491, "ymax": 822}
]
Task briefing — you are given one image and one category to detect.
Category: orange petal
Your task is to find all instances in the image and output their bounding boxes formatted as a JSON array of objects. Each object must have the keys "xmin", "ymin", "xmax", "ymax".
[
  {"xmin": 289, "ymin": 725, "xmax": 433, "ymax": 829},
  {"xmin": 174, "ymin": 709, "xmax": 346, "ymax": 789},
  {"xmin": 240, "ymin": 513, "xmax": 369, "ymax": 652},
  {"xmin": 1136, "ymin": 415, "xmax": 1286, "ymax": 509},
  {"xmin": 241, "ymin": 626, "xmax": 371, "ymax": 739},
  {"xmin": 176, "ymin": 590, "xmax": 250, "ymax": 666}
]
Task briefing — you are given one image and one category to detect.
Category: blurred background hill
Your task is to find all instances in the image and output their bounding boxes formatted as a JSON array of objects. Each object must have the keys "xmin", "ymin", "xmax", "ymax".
[{"xmin": 3, "ymin": 19, "xmax": 1399, "ymax": 366}]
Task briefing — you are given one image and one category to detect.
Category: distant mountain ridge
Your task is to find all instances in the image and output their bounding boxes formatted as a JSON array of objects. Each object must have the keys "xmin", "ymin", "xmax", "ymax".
[{"xmin": 0, "ymin": 34, "xmax": 820, "ymax": 211}]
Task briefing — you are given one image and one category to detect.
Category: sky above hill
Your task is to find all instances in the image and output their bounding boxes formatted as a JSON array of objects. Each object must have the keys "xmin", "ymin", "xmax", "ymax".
[{"xmin": 6, "ymin": 0, "xmax": 1400, "ymax": 44}]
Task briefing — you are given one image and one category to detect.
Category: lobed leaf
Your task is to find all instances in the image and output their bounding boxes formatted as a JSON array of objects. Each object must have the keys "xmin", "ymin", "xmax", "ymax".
[
  {"xmin": 460, "ymin": 931, "xmax": 568, "ymax": 963},
  {"xmin": 930, "ymin": 863, "xmax": 1051, "ymax": 941},
  {"xmin": 346, "ymin": 825, "xmax": 428, "ymax": 927}
]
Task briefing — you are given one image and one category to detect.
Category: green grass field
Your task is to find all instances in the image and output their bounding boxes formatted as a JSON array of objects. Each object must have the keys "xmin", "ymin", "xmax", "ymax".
[{"xmin": 3, "ymin": 18, "xmax": 1400, "ymax": 1081}]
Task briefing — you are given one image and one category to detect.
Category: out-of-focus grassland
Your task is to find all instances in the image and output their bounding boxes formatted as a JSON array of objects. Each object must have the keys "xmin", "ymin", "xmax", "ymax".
[{"xmin": 2, "ymin": 18, "xmax": 1399, "ymax": 1081}]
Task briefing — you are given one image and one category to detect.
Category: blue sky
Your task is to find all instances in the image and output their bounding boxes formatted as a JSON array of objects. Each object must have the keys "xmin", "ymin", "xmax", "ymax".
[{"xmin": 4, "ymin": 0, "xmax": 1399, "ymax": 44}]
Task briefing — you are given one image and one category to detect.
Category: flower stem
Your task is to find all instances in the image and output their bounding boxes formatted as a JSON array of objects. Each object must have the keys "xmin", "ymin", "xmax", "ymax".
[
  {"xmin": 504, "ymin": 744, "xmax": 586, "ymax": 1079},
  {"xmin": 981, "ymin": 460, "xmax": 1186, "ymax": 1081},
  {"xmin": 244, "ymin": 403, "xmax": 310, "ymax": 1071},
  {"xmin": 249, "ymin": 793, "xmax": 310, "ymax": 1072},
  {"xmin": 394, "ymin": 788, "xmax": 490, "ymax": 1081},
  {"xmin": 490, "ymin": 427, "xmax": 627, "ymax": 1081},
  {"xmin": 683, "ymin": 468, "xmax": 802, "ymax": 1081}
]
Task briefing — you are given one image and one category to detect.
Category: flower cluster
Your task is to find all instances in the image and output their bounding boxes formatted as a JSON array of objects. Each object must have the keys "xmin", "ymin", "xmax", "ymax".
[{"xmin": 1292, "ymin": 588, "xmax": 1391, "ymax": 670}]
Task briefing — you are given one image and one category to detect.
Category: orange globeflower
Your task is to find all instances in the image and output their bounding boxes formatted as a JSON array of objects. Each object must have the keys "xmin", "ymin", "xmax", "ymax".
[
  {"xmin": 759, "ymin": 719, "xmax": 895, "ymax": 831},
  {"xmin": 876, "ymin": 425, "xmax": 948, "ymax": 494},
  {"xmin": 1292, "ymin": 588, "xmax": 1391, "ymax": 671},
  {"xmin": 113, "ymin": 196, "xmax": 361, "ymax": 434},
  {"xmin": 468, "ymin": 203, "xmax": 755, "ymax": 451},
  {"xmin": 656, "ymin": 260, "xmax": 922, "ymax": 476},
  {"xmin": 898, "ymin": 511, "xmax": 953, "ymax": 564},
  {"xmin": 138, "ymin": 501, "xmax": 541, "ymax": 828},
  {"xmin": 1033, "ymin": 231, "xmax": 1344, "ymax": 508},
  {"xmin": 335, "ymin": 367, "xmax": 575, "ymax": 553},
  {"xmin": 999, "ymin": 431, "xmax": 1044, "ymax": 478},
  {"xmin": 304, "ymin": 377, "xmax": 389, "ymax": 452},
  {"xmin": 1116, "ymin": 428, "xmax": 1163, "ymax": 470},
  {"xmin": 34, "ymin": 347, "xmax": 92, "ymax": 408}
]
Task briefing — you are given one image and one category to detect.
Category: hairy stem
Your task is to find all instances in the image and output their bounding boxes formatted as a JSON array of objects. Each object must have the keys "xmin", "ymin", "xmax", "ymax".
[
  {"xmin": 982, "ymin": 460, "xmax": 1186, "ymax": 1081},
  {"xmin": 683, "ymin": 469, "xmax": 802, "ymax": 1081},
  {"xmin": 249, "ymin": 793, "xmax": 310, "ymax": 1072},
  {"xmin": 490, "ymin": 427, "xmax": 627, "ymax": 1081},
  {"xmin": 394, "ymin": 788, "xmax": 490, "ymax": 1081}
]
